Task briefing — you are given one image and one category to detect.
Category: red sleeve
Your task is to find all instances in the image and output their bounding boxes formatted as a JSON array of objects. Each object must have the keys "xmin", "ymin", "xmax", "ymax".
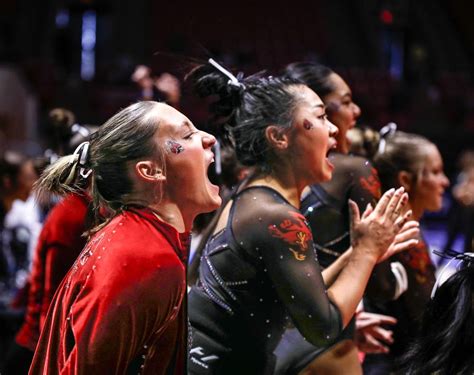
[
  {"xmin": 348, "ymin": 162, "xmax": 381, "ymax": 209},
  {"xmin": 41, "ymin": 243, "xmax": 84, "ymax": 327},
  {"xmin": 344, "ymin": 158, "xmax": 399, "ymax": 302},
  {"xmin": 60, "ymin": 245, "xmax": 185, "ymax": 374},
  {"xmin": 16, "ymin": 194, "xmax": 88, "ymax": 351}
]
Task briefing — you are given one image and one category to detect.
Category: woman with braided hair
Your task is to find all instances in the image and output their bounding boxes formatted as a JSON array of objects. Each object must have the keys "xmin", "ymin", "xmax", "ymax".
[
  {"xmin": 186, "ymin": 60, "xmax": 417, "ymax": 375},
  {"xmin": 29, "ymin": 101, "xmax": 221, "ymax": 374}
]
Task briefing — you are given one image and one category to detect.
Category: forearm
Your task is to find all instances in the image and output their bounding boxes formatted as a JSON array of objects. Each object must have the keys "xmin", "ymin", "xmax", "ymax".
[
  {"xmin": 322, "ymin": 247, "xmax": 352, "ymax": 286},
  {"xmin": 328, "ymin": 248, "xmax": 377, "ymax": 327}
]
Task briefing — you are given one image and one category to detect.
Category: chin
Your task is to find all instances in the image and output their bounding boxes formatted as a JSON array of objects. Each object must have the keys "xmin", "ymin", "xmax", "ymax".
[
  {"xmin": 321, "ymin": 165, "xmax": 334, "ymax": 182},
  {"xmin": 202, "ymin": 189, "xmax": 222, "ymax": 212},
  {"xmin": 427, "ymin": 202, "xmax": 442, "ymax": 213},
  {"xmin": 209, "ymin": 194, "xmax": 222, "ymax": 210}
]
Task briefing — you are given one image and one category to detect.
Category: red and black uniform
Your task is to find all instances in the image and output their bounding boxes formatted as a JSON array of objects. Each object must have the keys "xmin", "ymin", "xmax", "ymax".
[
  {"xmin": 275, "ymin": 153, "xmax": 388, "ymax": 375},
  {"xmin": 29, "ymin": 207, "xmax": 189, "ymax": 375},
  {"xmin": 363, "ymin": 236, "xmax": 436, "ymax": 373},
  {"xmin": 302, "ymin": 153, "xmax": 381, "ymax": 268},
  {"xmin": 188, "ymin": 186, "xmax": 342, "ymax": 375}
]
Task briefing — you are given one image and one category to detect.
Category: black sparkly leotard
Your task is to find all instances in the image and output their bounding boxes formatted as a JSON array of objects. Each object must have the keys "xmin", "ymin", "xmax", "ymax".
[
  {"xmin": 274, "ymin": 153, "xmax": 389, "ymax": 374},
  {"xmin": 302, "ymin": 153, "xmax": 381, "ymax": 268},
  {"xmin": 188, "ymin": 186, "xmax": 342, "ymax": 375}
]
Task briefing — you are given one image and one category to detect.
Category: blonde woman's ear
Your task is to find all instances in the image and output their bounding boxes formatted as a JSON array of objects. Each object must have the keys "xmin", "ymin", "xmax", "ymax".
[
  {"xmin": 135, "ymin": 161, "xmax": 166, "ymax": 182},
  {"xmin": 397, "ymin": 171, "xmax": 412, "ymax": 193}
]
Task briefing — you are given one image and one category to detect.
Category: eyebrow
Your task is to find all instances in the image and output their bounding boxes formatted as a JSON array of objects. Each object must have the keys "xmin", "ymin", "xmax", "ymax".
[
  {"xmin": 181, "ymin": 120, "xmax": 192, "ymax": 129},
  {"xmin": 180, "ymin": 120, "xmax": 195, "ymax": 133},
  {"xmin": 311, "ymin": 103, "xmax": 325, "ymax": 110}
]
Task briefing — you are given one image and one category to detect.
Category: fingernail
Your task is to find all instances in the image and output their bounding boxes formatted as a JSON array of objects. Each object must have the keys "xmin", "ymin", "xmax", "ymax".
[
  {"xmin": 387, "ymin": 188, "xmax": 395, "ymax": 194},
  {"xmin": 407, "ymin": 210, "xmax": 412, "ymax": 217}
]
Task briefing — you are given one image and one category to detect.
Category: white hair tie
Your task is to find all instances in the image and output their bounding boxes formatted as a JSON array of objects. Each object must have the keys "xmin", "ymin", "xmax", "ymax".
[
  {"xmin": 378, "ymin": 122, "xmax": 397, "ymax": 154},
  {"xmin": 73, "ymin": 141, "xmax": 92, "ymax": 179},
  {"xmin": 208, "ymin": 58, "xmax": 245, "ymax": 89}
]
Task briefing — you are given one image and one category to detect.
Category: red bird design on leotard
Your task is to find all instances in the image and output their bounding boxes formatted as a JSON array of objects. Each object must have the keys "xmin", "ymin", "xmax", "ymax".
[
  {"xmin": 268, "ymin": 211, "xmax": 313, "ymax": 261},
  {"xmin": 359, "ymin": 167, "xmax": 382, "ymax": 199},
  {"xmin": 399, "ymin": 239, "xmax": 434, "ymax": 284}
]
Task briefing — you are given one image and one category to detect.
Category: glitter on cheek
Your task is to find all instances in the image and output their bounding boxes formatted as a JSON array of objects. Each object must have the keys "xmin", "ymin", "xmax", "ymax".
[
  {"xmin": 303, "ymin": 119, "xmax": 314, "ymax": 130},
  {"xmin": 165, "ymin": 140, "xmax": 185, "ymax": 154}
]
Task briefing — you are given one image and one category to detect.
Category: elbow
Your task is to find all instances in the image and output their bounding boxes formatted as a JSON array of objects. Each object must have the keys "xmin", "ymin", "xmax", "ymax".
[
  {"xmin": 296, "ymin": 307, "xmax": 342, "ymax": 347},
  {"xmin": 302, "ymin": 324, "xmax": 341, "ymax": 347}
]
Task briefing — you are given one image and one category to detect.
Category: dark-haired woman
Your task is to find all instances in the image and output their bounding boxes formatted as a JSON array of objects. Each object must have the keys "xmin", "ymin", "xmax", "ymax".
[
  {"xmin": 363, "ymin": 131, "xmax": 449, "ymax": 374},
  {"xmin": 186, "ymin": 61, "xmax": 416, "ymax": 375},
  {"xmin": 0, "ymin": 151, "xmax": 37, "ymax": 371},
  {"xmin": 401, "ymin": 253, "xmax": 474, "ymax": 375},
  {"xmin": 4, "ymin": 111, "xmax": 97, "ymax": 375},
  {"xmin": 29, "ymin": 102, "xmax": 221, "ymax": 374},
  {"xmin": 274, "ymin": 62, "xmax": 412, "ymax": 375},
  {"xmin": 0, "ymin": 152, "xmax": 38, "ymax": 287}
]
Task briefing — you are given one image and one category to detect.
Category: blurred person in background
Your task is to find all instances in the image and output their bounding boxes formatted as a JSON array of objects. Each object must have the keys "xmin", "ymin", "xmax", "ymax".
[
  {"xmin": 2, "ymin": 109, "xmax": 96, "ymax": 375},
  {"xmin": 131, "ymin": 64, "xmax": 181, "ymax": 108},
  {"xmin": 0, "ymin": 151, "xmax": 37, "ymax": 291},
  {"xmin": 441, "ymin": 149, "xmax": 474, "ymax": 259},
  {"xmin": 363, "ymin": 131, "xmax": 449, "ymax": 373},
  {"xmin": 0, "ymin": 151, "xmax": 37, "ymax": 367}
]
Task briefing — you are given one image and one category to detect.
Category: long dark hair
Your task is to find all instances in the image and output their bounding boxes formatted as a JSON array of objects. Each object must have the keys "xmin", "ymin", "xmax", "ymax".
[
  {"xmin": 399, "ymin": 261, "xmax": 474, "ymax": 374},
  {"xmin": 284, "ymin": 62, "xmax": 335, "ymax": 100}
]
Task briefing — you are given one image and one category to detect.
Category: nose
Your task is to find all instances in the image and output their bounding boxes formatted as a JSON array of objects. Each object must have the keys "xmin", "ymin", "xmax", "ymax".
[
  {"xmin": 201, "ymin": 131, "xmax": 216, "ymax": 148},
  {"xmin": 441, "ymin": 173, "xmax": 450, "ymax": 188},
  {"xmin": 327, "ymin": 120, "xmax": 338, "ymax": 137},
  {"xmin": 352, "ymin": 102, "xmax": 361, "ymax": 119}
]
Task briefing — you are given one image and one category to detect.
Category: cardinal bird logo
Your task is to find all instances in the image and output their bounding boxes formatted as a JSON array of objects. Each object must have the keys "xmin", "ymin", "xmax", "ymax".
[
  {"xmin": 268, "ymin": 211, "xmax": 313, "ymax": 261},
  {"xmin": 359, "ymin": 168, "xmax": 382, "ymax": 200}
]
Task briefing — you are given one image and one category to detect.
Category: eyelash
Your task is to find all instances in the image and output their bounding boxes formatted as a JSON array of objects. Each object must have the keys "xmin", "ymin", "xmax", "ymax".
[
  {"xmin": 318, "ymin": 114, "xmax": 327, "ymax": 121},
  {"xmin": 342, "ymin": 100, "xmax": 352, "ymax": 106},
  {"xmin": 184, "ymin": 131, "xmax": 198, "ymax": 140}
]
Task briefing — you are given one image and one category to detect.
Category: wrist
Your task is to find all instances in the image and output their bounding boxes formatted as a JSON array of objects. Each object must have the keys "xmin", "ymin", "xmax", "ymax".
[{"xmin": 351, "ymin": 245, "xmax": 379, "ymax": 265}]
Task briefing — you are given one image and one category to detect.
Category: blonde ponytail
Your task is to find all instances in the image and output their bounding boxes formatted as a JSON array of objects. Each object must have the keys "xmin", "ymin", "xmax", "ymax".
[{"xmin": 34, "ymin": 154, "xmax": 83, "ymax": 204}]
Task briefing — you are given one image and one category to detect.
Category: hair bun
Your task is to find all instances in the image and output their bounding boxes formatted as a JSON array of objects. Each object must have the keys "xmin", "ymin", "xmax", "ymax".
[{"xmin": 186, "ymin": 62, "xmax": 245, "ymax": 119}]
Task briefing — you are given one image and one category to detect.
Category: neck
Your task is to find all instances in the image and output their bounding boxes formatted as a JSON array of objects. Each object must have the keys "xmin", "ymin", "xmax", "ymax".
[
  {"xmin": 248, "ymin": 165, "xmax": 303, "ymax": 208},
  {"xmin": 148, "ymin": 200, "xmax": 191, "ymax": 233},
  {"xmin": 130, "ymin": 183, "xmax": 191, "ymax": 233},
  {"xmin": 406, "ymin": 200, "xmax": 423, "ymax": 221}
]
